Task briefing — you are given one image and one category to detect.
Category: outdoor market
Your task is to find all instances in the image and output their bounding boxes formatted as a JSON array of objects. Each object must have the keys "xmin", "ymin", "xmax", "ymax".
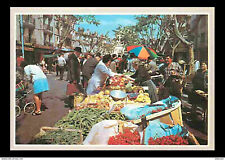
[{"xmin": 14, "ymin": 14, "xmax": 209, "ymax": 147}]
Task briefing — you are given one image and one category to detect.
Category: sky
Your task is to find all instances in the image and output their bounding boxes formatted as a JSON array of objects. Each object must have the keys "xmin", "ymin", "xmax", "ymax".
[{"xmin": 75, "ymin": 15, "xmax": 139, "ymax": 39}]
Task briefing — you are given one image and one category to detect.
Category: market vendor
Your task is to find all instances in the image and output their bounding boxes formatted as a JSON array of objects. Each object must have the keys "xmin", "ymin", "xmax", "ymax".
[
  {"xmin": 86, "ymin": 54, "xmax": 117, "ymax": 95},
  {"xmin": 129, "ymin": 59, "xmax": 158, "ymax": 103}
]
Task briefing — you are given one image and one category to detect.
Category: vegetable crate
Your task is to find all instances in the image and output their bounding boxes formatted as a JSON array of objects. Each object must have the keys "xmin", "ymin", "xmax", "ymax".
[
  {"xmin": 141, "ymin": 124, "xmax": 199, "ymax": 145},
  {"xmin": 32, "ymin": 126, "xmax": 83, "ymax": 145}
]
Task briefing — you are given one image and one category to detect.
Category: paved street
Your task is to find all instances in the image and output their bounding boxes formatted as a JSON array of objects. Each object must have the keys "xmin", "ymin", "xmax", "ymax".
[{"xmin": 16, "ymin": 72, "xmax": 70, "ymax": 144}]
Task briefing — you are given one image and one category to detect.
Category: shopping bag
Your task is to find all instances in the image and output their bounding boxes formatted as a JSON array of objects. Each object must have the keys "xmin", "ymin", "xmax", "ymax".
[{"xmin": 66, "ymin": 82, "xmax": 80, "ymax": 96}]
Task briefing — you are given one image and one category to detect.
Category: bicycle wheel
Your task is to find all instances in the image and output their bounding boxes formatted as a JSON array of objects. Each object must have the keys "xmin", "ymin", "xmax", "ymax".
[
  {"xmin": 16, "ymin": 105, "xmax": 21, "ymax": 117},
  {"xmin": 24, "ymin": 102, "xmax": 36, "ymax": 114}
]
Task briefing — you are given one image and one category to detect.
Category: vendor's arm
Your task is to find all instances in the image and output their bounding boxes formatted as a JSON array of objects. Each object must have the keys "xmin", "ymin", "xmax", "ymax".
[
  {"xmin": 99, "ymin": 64, "xmax": 115, "ymax": 77},
  {"xmin": 126, "ymin": 76, "xmax": 135, "ymax": 81}
]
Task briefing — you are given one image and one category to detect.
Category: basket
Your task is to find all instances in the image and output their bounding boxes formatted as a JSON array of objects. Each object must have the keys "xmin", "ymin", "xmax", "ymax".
[{"xmin": 33, "ymin": 126, "xmax": 83, "ymax": 145}]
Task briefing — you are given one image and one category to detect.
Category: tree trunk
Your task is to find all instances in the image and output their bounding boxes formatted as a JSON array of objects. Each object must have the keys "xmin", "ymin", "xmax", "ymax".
[
  {"xmin": 171, "ymin": 40, "xmax": 181, "ymax": 59},
  {"xmin": 173, "ymin": 15, "xmax": 194, "ymax": 76},
  {"xmin": 188, "ymin": 45, "xmax": 195, "ymax": 75}
]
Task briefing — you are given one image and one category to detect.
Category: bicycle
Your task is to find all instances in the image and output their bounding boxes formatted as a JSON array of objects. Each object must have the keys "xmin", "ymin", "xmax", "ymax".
[{"xmin": 16, "ymin": 81, "xmax": 36, "ymax": 117}]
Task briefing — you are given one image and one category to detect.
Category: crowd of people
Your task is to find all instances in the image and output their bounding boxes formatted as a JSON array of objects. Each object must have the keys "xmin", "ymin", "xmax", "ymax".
[{"xmin": 16, "ymin": 46, "xmax": 208, "ymax": 116}]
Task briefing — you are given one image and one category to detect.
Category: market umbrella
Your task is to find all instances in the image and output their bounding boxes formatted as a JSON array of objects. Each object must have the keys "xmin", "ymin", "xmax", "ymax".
[{"xmin": 127, "ymin": 45, "xmax": 158, "ymax": 60}]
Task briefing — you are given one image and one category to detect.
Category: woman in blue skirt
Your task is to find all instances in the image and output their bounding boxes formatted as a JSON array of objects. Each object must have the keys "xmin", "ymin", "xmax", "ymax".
[{"xmin": 22, "ymin": 61, "xmax": 49, "ymax": 116}]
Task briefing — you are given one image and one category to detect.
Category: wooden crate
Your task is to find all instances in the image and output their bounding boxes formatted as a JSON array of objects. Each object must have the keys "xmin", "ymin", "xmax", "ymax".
[{"xmin": 33, "ymin": 126, "xmax": 83, "ymax": 145}]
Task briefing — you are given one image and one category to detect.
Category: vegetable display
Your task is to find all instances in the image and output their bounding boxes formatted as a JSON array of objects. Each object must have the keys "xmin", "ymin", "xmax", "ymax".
[
  {"xmin": 31, "ymin": 129, "xmax": 82, "ymax": 145},
  {"xmin": 54, "ymin": 108, "xmax": 126, "ymax": 139},
  {"xmin": 148, "ymin": 135, "xmax": 189, "ymax": 145},
  {"xmin": 108, "ymin": 129, "xmax": 141, "ymax": 145}
]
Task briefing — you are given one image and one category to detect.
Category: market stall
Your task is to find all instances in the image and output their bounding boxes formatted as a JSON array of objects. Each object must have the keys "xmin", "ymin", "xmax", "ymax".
[{"xmin": 32, "ymin": 74, "xmax": 199, "ymax": 145}]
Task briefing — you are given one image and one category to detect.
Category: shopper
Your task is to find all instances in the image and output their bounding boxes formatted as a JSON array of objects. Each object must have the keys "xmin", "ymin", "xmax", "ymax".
[
  {"xmin": 66, "ymin": 47, "xmax": 84, "ymax": 110},
  {"xmin": 192, "ymin": 61, "xmax": 208, "ymax": 92},
  {"xmin": 117, "ymin": 55, "xmax": 128, "ymax": 74},
  {"xmin": 17, "ymin": 54, "xmax": 24, "ymax": 67},
  {"xmin": 82, "ymin": 53, "xmax": 101, "ymax": 90},
  {"xmin": 22, "ymin": 61, "xmax": 49, "ymax": 116},
  {"xmin": 109, "ymin": 54, "xmax": 117, "ymax": 73},
  {"xmin": 163, "ymin": 55, "xmax": 183, "ymax": 81},
  {"xmin": 58, "ymin": 54, "xmax": 66, "ymax": 80}
]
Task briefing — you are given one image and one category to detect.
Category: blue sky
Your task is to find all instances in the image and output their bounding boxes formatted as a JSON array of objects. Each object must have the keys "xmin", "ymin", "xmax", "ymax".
[{"xmin": 75, "ymin": 15, "xmax": 138, "ymax": 39}]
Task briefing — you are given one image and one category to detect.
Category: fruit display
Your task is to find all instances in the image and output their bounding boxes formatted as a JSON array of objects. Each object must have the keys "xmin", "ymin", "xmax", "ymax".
[
  {"xmin": 127, "ymin": 90, "xmax": 151, "ymax": 104},
  {"xmin": 75, "ymin": 91, "xmax": 113, "ymax": 110},
  {"xmin": 112, "ymin": 100, "xmax": 126, "ymax": 112},
  {"xmin": 107, "ymin": 75, "xmax": 131, "ymax": 90},
  {"xmin": 74, "ymin": 93, "xmax": 85, "ymax": 106}
]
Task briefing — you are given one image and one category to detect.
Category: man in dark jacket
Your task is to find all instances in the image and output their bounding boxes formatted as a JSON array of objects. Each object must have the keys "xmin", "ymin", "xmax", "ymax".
[
  {"xmin": 67, "ymin": 47, "xmax": 82, "ymax": 84},
  {"xmin": 66, "ymin": 47, "xmax": 84, "ymax": 110},
  {"xmin": 81, "ymin": 52, "xmax": 101, "ymax": 90}
]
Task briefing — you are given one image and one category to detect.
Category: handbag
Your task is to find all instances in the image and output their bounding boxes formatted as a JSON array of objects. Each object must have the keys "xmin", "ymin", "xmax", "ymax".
[{"xmin": 66, "ymin": 82, "xmax": 80, "ymax": 96}]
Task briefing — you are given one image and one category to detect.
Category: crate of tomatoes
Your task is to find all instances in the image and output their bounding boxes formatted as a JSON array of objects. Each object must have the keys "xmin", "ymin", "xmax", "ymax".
[{"xmin": 141, "ymin": 121, "xmax": 199, "ymax": 145}]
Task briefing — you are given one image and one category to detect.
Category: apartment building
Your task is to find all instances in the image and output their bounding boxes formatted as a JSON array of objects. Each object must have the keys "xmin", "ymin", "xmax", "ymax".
[{"xmin": 16, "ymin": 15, "xmax": 79, "ymax": 63}]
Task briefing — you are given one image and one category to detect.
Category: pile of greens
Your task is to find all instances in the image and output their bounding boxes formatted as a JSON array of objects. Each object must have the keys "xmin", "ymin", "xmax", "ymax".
[{"xmin": 32, "ymin": 108, "xmax": 126, "ymax": 145}]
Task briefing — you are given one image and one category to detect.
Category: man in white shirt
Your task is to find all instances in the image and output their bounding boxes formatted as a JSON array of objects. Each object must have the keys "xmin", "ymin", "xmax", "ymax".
[{"xmin": 58, "ymin": 54, "xmax": 66, "ymax": 80}]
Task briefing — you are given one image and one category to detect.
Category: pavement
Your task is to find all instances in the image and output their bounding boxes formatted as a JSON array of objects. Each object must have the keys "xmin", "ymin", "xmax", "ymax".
[{"xmin": 16, "ymin": 72, "xmax": 71, "ymax": 144}]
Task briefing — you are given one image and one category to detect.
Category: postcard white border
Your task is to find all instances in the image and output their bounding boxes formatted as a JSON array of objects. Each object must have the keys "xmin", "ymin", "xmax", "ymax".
[{"xmin": 10, "ymin": 7, "xmax": 215, "ymax": 151}]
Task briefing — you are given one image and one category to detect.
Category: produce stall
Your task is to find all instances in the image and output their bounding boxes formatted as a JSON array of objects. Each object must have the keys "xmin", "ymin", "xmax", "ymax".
[{"xmin": 32, "ymin": 74, "xmax": 199, "ymax": 145}]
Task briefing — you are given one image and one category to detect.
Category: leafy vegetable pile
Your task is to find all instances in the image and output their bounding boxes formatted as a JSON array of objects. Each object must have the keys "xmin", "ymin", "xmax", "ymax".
[
  {"xmin": 31, "ymin": 129, "xmax": 82, "ymax": 145},
  {"xmin": 32, "ymin": 108, "xmax": 126, "ymax": 144}
]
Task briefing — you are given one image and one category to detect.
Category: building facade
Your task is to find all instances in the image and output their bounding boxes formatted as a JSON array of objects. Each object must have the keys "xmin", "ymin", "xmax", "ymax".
[
  {"xmin": 190, "ymin": 15, "xmax": 208, "ymax": 63},
  {"xmin": 16, "ymin": 15, "xmax": 81, "ymax": 64}
]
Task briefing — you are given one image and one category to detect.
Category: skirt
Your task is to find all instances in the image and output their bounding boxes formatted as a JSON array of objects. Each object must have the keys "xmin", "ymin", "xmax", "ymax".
[{"xmin": 33, "ymin": 78, "xmax": 49, "ymax": 94}]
